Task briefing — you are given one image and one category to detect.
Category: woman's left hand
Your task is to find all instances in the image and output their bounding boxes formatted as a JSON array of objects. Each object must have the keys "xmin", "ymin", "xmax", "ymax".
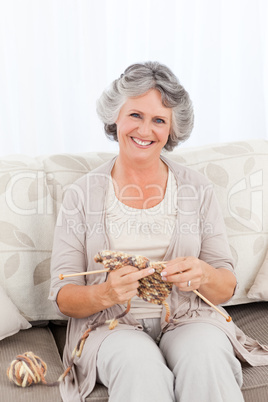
[{"xmin": 161, "ymin": 256, "xmax": 206, "ymax": 292}]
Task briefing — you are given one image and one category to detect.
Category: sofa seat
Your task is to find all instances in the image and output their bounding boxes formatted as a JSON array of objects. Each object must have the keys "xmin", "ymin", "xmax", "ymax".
[
  {"xmin": 225, "ymin": 302, "xmax": 268, "ymax": 402},
  {"xmin": 1, "ymin": 325, "xmax": 109, "ymax": 402},
  {"xmin": 0, "ymin": 327, "xmax": 63, "ymax": 401}
]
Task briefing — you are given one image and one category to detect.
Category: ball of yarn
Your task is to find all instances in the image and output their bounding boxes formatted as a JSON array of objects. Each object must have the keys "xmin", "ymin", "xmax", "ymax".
[{"xmin": 7, "ymin": 351, "xmax": 47, "ymax": 387}]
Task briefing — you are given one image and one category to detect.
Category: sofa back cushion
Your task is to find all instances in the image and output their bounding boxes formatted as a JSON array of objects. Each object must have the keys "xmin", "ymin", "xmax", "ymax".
[
  {"xmin": 0, "ymin": 140, "xmax": 267, "ymax": 320},
  {"xmin": 0, "ymin": 153, "xmax": 114, "ymax": 320}
]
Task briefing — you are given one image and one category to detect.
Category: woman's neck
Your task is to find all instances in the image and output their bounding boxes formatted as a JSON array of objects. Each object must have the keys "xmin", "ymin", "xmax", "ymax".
[
  {"xmin": 111, "ymin": 155, "xmax": 169, "ymax": 209},
  {"xmin": 112, "ymin": 155, "xmax": 167, "ymax": 186}
]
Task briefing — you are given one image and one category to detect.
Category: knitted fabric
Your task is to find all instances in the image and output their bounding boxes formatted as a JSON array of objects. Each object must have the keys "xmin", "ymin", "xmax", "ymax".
[{"xmin": 94, "ymin": 250, "xmax": 172, "ymax": 305}]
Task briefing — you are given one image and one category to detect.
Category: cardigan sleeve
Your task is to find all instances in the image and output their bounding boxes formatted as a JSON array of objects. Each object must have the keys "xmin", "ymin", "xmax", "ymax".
[
  {"xmin": 198, "ymin": 184, "xmax": 236, "ymax": 282},
  {"xmin": 48, "ymin": 184, "xmax": 88, "ymax": 317}
]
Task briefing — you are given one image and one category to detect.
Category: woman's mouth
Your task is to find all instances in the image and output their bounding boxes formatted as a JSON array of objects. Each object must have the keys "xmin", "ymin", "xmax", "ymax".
[{"xmin": 131, "ymin": 137, "xmax": 153, "ymax": 146}]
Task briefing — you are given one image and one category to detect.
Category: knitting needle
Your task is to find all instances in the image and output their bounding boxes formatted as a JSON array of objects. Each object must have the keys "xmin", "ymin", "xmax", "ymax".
[
  {"xmin": 58, "ymin": 262, "xmax": 166, "ymax": 280},
  {"xmin": 59, "ymin": 269, "xmax": 109, "ymax": 280},
  {"xmin": 59, "ymin": 269, "xmax": 232, "ymax": 322},
  {"xmin": 193, "ymin": 289, "xmax": 232, "ymax": 322}
]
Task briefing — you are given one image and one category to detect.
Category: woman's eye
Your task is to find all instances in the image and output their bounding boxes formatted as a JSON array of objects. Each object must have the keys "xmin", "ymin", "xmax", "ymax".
[
  {"xmin": 155, "ymin": 118, "xmax": 165, "ymax": 124},
  {"xmin": 130, "ymin": 113, "xmax": 140, "ymax": 118}
]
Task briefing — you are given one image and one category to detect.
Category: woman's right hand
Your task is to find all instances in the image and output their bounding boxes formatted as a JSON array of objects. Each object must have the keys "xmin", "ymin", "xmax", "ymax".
[
  {"xmin": 103, "ymin": 265, "xmax": 155, "ymax": 306},
  {"xmin": 57, "ymin": 265, "xmax": 155, "ymax": 319}
]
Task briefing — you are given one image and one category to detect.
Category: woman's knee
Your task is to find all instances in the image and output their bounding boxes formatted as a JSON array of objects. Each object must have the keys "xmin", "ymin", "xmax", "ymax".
[
  {"xmin": 160, "ymin": 323, "xmax": 243, "ymax": 387},
  {"xmin": 160, "ymin": 323, "xmax": 240, "ymax": 373},
  {"xmin": 97, "ymin": 329, "xmax": 175, "ymax": 401},
  {"xmin": 97, "ymin": 329, "xmax": 169, "ymax": 380},
  {"xmin": 163, "ymin": 323, "xmax": 229, "ymax": 349},
  {"xmin": 159, "ymin": 324, "xmax": 243, "ymax": 401}
]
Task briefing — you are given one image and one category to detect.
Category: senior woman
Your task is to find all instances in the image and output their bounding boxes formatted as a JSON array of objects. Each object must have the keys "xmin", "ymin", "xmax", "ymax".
[{"xmin": 49, "ymin": 62, "xmax": 251, "ymax": 402}]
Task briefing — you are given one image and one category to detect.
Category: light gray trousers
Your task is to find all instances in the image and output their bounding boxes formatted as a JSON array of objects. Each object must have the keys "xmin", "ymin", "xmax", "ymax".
[{"xmin": 96, "ymin": 319, "xmax": 244, "ymax": 402}]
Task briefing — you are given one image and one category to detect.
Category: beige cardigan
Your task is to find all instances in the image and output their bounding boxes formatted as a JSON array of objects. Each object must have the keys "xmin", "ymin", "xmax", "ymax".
[{"xmin": 49, "ymin": 156, "xmax": 268, "ymax": 402}]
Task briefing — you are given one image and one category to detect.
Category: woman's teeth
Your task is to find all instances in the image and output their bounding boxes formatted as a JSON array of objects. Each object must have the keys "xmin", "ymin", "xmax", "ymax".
[{"xmin": 132, "ymin": 137, "xmax": 153, "ymax": 146}]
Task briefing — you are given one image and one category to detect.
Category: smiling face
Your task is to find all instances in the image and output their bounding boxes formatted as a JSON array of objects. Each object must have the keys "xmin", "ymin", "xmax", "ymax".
[{"xmin": 115, "ymin": 89, "xmax": 172, "ymax": 165}]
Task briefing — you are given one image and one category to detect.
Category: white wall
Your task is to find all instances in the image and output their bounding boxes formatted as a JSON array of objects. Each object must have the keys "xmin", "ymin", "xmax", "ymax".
[{"xmin": 0, "ymin": 0, "xmax": 267, "ymax": 156}]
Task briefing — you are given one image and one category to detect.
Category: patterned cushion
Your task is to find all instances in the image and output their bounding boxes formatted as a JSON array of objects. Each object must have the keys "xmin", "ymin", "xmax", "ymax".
[
  {"xmin": 0, "ymin": 140, "xmax": 267, "ymax": 320},
  {"xmin": 0, "ymin": 153, "xmax": 115, "ymax": 320}
]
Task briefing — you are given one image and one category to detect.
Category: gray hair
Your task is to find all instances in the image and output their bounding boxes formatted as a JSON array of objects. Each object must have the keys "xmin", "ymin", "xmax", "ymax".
[{"xmin": 96, "ymin": 61, "xmax": 194, "ymax": 151}]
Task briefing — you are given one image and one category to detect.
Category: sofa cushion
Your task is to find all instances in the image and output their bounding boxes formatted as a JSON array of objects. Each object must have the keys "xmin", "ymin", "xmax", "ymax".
[
  {"xmin": 0, "ymin": 283, "xmax": 31, "ymax": 340},
  {"xmin": 0, "ymin": 153, "xmax": 115, "ymax": 320},
  {"xmin": 225, "ymin": 302, "xmax": 268, "ymax": 401},
  {"xmin": 0, "ymin": 327, "xmax": 64, "ymax": 401},
  {"xmin": 85, "ymin": 383, "xmax": 109, "ymax": 402}
]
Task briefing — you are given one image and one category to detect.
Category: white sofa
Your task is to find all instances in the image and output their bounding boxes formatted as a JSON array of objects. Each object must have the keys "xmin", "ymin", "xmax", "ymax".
[{"xmin": 0, "ymin": 139, "xmax": 268, "ymax": 401}]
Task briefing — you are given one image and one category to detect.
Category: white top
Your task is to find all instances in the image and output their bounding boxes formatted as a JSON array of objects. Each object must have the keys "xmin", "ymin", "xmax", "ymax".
[{"xmin": 105, "ymin": 169, "xmax": 178, "ymax": 319}]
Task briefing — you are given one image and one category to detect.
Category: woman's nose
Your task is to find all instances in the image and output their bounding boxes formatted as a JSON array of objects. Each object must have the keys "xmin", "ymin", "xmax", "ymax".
[{"xmin": 137, "ymin": 120, "xmax": 151, "ymax": 136}]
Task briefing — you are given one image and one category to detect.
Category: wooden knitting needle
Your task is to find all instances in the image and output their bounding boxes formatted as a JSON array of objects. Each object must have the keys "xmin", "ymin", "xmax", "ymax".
[
  {"xmin": 59, "ymin": 269, "xmax": 232, "ymax": 322},
  {"xmin": 59, "ymin": 269, "xmax": 109, "ymax": 280},
  {"xmin": 193, "ymin": 289, "xmax": 232, "ymax": 322},
  {"xmin": 58, "ymin": 263, "xmax": 165, "ymax": 280}
]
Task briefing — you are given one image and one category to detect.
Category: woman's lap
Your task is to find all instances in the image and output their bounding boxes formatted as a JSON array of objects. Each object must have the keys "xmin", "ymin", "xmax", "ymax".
[
  {"xmin": 96, "ymin": 327, "xmax": 175, "ymax": 402},
  {"xmin": 96, "ymin": 320, "xmax": 244, "ymax": 402}
]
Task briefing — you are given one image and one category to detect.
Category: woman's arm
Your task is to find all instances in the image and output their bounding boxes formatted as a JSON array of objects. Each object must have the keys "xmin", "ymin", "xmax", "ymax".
[
  {"xmin": 57, "ymin": 282, "xmax": 110, "ymax": 319},
  {"xmin": 161, "ymin": 257, "xmax": 236, "ymax": 305},
  {"xmin": 57, "ymin": 265, "xmax": 155, "ymax": 318},
  {"xmin": 197, "ymin": 263, "xmax": 236, "ymax": 304}
]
